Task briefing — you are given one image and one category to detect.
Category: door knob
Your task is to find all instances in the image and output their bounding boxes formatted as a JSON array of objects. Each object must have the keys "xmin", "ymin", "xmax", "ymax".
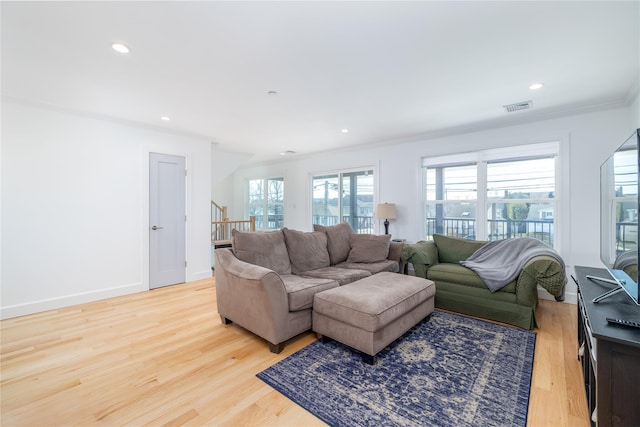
[{"xmin": 151, "ymin": 225, "xmax": 164, "ymax": 230}]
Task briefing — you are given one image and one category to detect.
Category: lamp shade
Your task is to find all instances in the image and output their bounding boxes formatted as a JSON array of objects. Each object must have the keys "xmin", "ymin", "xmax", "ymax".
[{"xmin": 375, "ymin": 203, "xmax": 397, "ymax": 220}]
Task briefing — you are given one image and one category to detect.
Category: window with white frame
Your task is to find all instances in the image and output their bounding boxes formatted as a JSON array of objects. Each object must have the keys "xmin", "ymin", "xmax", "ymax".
[
  {"xmin": 248, "ymin": 177, "xmax": 284, "ymax": 230},
  {"xmin": 312, "ymin": 168, "xmax": 374, "ymax": 233},
  {"xmin": 423, "ymin": 142, "xmax": 559, "ymax": 248}
]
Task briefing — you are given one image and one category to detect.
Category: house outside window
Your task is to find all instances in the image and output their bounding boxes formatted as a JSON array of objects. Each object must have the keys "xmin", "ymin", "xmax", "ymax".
[
  {"xmin": 312, "ymin": 168, "xmax": 374, "ymax": 233},
  {"xmin": 248, "ymin": 177, "xmax": 284, "ymax": 230},
  {"xmin": 423, "ymin": 142, "xmax": 559, "ymax": 248},
  {"xmin": 610, "ymin": 148, "xmax": 638, "ymax": 252}
]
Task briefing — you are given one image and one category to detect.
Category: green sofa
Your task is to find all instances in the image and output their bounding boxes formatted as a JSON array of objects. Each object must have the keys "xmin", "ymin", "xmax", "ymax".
[{"xmin": 401, "ymin": 234, "xmax": 566, "ymax": 329}]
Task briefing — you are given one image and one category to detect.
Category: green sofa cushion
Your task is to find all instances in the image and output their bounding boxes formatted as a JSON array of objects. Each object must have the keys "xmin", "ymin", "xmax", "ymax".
[
  {"xmin": 433, "ymin": 234, "xmax": 486, "ymax": 263},
  {"xmin": 428, "ymin": 263, "xmax": 517, "ymax": 294}
]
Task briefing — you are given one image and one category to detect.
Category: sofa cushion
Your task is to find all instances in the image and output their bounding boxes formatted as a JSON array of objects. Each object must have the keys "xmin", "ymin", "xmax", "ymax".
[
  {"xmin": 299, "ymin": 266, "xmax": 372, "ymax": 285},
  {"xmin": 433, "ymin": 234, "xmax": 486, "ymax": 264},
  {"xmin": 347, "ymin": 233, "xmax": 391, "ymax": 263},
  {"xmin": 428, "ymin": 263, "xmax": 517, "ymax": 293},
  {"xmin": 313, "ymin": 272, "xmax": 435, "ymax": 332},
  {"xmin": 280, "ymin": 275, "xmax": 339, "ymax": 311},
  {"xmin": 313, "ymin": 222, "xmax": 353, "ymax": 265},
  {"xmin": 337, "ymin": 259, "xmax": 399, "ymax": 274},
  {"xmin": 232, "ymin": 229, "xmax": 291, "ymax": 275},
  {"xmin": 283, "ymin": 228, "xmax": 331, "ymax": 275}
]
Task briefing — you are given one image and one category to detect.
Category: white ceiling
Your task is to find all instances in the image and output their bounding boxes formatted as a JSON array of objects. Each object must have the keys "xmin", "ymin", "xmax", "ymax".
[{"xmin": 2, "ymin": 1, "xmax": 639, "ymax": 163}]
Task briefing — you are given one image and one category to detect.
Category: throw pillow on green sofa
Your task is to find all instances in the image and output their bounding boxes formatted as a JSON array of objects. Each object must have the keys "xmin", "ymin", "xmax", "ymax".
[{"xmin": 433, "ymin": 234, "xmax": 486, "ymax": 264}]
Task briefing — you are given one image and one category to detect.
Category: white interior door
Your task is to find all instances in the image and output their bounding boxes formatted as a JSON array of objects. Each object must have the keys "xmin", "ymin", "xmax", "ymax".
[{"xmin": 149, "ymin": 153, "xmax": 186, "ymax": 289}]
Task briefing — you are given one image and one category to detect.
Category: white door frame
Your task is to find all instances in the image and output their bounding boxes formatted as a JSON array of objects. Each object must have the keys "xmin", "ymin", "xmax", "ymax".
[{"xmin": 149, "ymin": 152, "xmax": 186, "ymax": 288}]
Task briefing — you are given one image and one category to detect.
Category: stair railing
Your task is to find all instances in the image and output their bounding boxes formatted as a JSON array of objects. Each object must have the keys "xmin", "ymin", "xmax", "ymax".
[{"xmin": 211, "ymin": 201, "xmax": 256, "ymax": 247}]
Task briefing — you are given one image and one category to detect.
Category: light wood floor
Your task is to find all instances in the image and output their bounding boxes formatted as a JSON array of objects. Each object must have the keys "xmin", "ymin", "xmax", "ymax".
[{"xmin": 1, "ymin": 278, "xmax": 590, "ymax": 426}]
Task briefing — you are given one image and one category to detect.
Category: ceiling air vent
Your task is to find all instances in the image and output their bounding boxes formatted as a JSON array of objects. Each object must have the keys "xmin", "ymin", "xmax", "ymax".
[{"xmin": 503, "ymin": 100, "xmax": 532, "ymax": 112}]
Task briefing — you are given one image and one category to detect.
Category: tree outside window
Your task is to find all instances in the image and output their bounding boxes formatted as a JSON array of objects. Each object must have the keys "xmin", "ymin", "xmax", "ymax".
[
  {"xmin": 424, "ymin": 145, "xmax": 558, "ymax": 248},
  {"xmin": 486, "ymin": 158, "xmax": 556, "ymax": 246}
]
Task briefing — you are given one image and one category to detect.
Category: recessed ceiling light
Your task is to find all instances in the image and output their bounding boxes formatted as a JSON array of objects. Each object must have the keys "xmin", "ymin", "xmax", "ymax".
[
  {"xmin": 161, "ymin": 116, "xmax": 171, "ymax": 121},
  {"xmin": 111, "ymin": 43, "xmax": 130, "ymax": 54},
  {"xmin": 280, "ymin": 150, "xmax": 296, "ymax": 156},
  {"xmin": 341, "ymin": 129, "xmax": 349, "ymax": 133},
  {"xmin": 268, "ymin": 90, "xmax": 278, "ymax": 95},
  {"xmin": 529, "ymin": 83, "xmax": 544, "ymax": 90}
]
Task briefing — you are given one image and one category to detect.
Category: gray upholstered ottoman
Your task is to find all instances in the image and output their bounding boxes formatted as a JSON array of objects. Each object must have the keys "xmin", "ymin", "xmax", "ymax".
[{"xmin": 312, "ymin": 272, "xmax": 436, "ymax": 364}]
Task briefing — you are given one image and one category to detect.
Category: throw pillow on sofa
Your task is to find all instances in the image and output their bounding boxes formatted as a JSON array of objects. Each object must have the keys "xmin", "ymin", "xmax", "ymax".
[
  {"xmin": 347, "ymin": 233, "xmax": 391, "ymax": 263},
  {"xmin": 313, "ymin": 222, "xmax": 353, "ymax": 265},
  {"xmin": 282, "ymin": 228, "xmax": 331, "ymax": 274},
  {"xmin": 231, "ymin": 229, "xmax": 292, "ymax": 274},
  {"xmin": 432, "ymin": 234, "xmax": 486, "ymax": 263}
]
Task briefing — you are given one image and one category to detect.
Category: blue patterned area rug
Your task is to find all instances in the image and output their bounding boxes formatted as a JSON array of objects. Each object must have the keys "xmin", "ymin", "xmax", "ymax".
[{"xmin": 257, "ymin": 310, "xmax": 536, "ymax": 427}]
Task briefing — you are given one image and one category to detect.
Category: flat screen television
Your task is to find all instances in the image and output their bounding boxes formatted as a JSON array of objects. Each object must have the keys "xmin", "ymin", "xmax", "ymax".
[{"xmin": 593, "ymin": 128, "xmax": 640, "ymax": 305}]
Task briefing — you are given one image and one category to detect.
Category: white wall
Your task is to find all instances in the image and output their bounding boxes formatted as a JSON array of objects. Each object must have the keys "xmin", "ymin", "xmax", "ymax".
[
  {"xmin": 231, "ymin": 104, "xmax": 637, "ymax": 304},
  {"xmin": 211, "ymin": 146, "xmax": 253, "ymax": 217},
  {"xmin": 630, "ymin": 89, "xmax": 640, "ymax": 128},
  {"xmin": 1, "ymin": 100, "xmax": 212, "ymax": 319}
]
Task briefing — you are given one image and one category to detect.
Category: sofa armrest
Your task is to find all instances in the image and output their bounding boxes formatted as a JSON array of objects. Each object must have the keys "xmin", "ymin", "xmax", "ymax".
[
  {"xmin": 400, "ymin": 240, "xmax": 439, "ymax": 278},
  {"xmin": 516, "ymin": 255, "xmax": 566, "ymax": 304},
  {"xmin": 214, "ymin": 248, "xmax": 291, "ymax": 345},
  {"xmin": 387, "ymin": 241, "xmax": 403, "ymax": 266}
]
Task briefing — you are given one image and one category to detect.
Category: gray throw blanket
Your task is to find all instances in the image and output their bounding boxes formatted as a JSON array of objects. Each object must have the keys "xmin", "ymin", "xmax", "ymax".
[{"xmin": 460, "ymin": 237, "xmax": 565, "ymax": 292}]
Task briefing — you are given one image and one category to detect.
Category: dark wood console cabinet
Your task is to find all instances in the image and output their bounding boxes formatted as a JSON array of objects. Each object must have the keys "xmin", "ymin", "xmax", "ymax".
[{"xmin": 573, "ymin": 266, "xmax": 640, "ymax": 427}]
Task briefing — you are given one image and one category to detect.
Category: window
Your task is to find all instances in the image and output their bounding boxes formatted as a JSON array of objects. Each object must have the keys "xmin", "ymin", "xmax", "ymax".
[
  {"xmin": 312, "ymin": 169, "xmax": 374, "ymax": 233},
  {"xmin": 486, "ymin": 157, "xmax": 556, "ymax": 244},
  {"xmin": 423, "ymin": 142, "xmax": 559, "ymax": 248},
  {"xmin": 424, "ymin": 163, "xmax": 478, "ymax": 238},
  {"xmin": 248, "ymin": 177, "xmax": 284, "ymax": 230}
]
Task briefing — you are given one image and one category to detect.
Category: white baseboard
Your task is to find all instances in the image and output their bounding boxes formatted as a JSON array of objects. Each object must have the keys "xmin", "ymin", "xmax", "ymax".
[
  {"xmin": 189, "ymin": 270, "xmax": 213, "ymax": 281},
  {"xmin": 538, "ymin": 288, "xmax": 577, "ymax": 304},
  {"xmin": 0, "ymin": 272, "xmax": 214, "ymax": 320},
  {"xmin": 0, "ymin": 282, "xmax": 146, "ymax": 320}
]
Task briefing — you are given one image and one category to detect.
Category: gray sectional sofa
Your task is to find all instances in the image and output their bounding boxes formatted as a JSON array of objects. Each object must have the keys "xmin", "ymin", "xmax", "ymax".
[{"xmin": 214, "ymin": 223, "xmax": 403, "ymax": 353}]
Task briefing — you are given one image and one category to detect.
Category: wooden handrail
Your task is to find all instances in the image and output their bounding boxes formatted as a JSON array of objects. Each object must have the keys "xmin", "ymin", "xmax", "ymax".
[
  {"xmin": 211, "ymin": 216, "xmax": 256, "ymax": 246},
  {"xmin": 212, "ymin": 200, "xmax": 256, "ymax": 246},
  {"xmin": 211, "ymin": 201, "xmax": 228, "ymax": 222}
]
